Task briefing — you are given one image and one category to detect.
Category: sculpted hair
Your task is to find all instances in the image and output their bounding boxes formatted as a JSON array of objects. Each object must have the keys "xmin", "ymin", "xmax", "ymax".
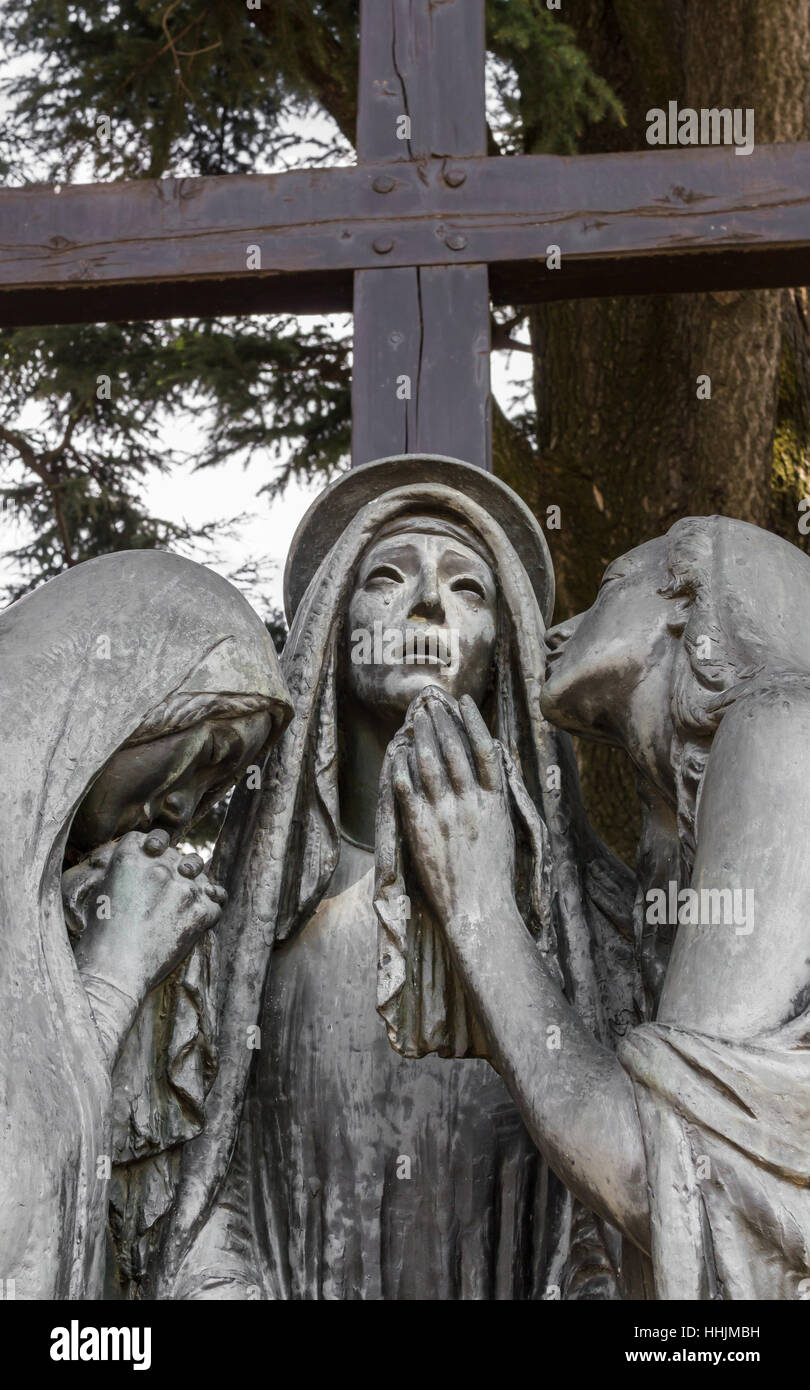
[{"xmin": 661, "ymin": 515, "xmax": 809, "ymax": 869}]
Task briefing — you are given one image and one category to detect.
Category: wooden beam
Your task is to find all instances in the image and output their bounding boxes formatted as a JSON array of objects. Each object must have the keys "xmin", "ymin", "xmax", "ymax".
[
  {"xmin": 352, "ymin": 0, "xmax": 491, "ymax": 469},
  {"xmin": 356, "ymin": 0, "xmax": 486, "ymax": 159},
  {"xmin": 1, "ymin": 143, "xmax": 809, "ymax": 326},
  {"xmin": 352, "ymin": 264, "xmax": 491, "ymax": 464}
]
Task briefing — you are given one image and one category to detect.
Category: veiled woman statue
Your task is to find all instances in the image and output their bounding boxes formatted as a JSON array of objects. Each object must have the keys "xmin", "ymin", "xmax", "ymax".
[
  {"xmin": 0, "ymin": 551, "xmax": 291, "ymax": 1299},
  {"xmin": 393, "ymin": 515, "xmax": 810, "ymax": 1300},
  {"xmin": 155, "ymin": 455, "xmax": 639, "ymax": 1302}
]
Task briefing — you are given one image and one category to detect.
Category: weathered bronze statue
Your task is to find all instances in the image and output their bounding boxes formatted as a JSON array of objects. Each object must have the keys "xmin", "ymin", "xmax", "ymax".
[
  {"xmin": 155, "ymin": 456, "xmax": 637, "ymax": 1301},
  {"xmin": 6, "ymin": 467, "xmax": 805, "ymax": 1303},
  {"xmin": 0, "ymin": 551, "xmax": 291, "ymax": 1298},
  {"xmin": 394, "ymin": 515, "xmax": 810, "ymax": 1299}
]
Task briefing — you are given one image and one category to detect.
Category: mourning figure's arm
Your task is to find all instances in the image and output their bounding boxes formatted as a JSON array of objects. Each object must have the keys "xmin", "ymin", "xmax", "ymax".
[{"xmin": 392, "ymin": 689, "xmax": 651, "ymax": 1252}]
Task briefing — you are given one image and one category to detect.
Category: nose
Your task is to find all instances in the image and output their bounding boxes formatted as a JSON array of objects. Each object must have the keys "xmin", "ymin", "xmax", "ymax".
[
  {"xmin": 408, "ymin": 567, "xmax": 445, "ymax": 623},
  {"xmin": 152, "ymin": 787, "xmax": 198, "ymax": 830},
  {"xmin": 545, "ymin": 614, "xmax": 582, "ymax": 652}
]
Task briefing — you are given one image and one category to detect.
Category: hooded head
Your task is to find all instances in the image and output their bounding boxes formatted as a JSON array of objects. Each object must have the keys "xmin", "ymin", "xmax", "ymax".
[
  {"xmin": 340, "ymin": 510, "xmax": 501, "ymax": 726},
  {"xmin": 0, "ymin": 549, "xmax": 292, "ymax": 1298},
  {"xmin": 158, "ymin": 470, "xmax": 636, "ymax": 1296}
]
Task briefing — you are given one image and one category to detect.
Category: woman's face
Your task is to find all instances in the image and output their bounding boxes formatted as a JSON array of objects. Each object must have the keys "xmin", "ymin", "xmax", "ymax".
[
  {"xmin": 541, "ymin": 538, "xmax": 676, "ymax": 759},
  {"xmin": 344, "ymin": 528, "xmax": 498, "ymax": 721},
  {"xmin": 69, "ymin": 709, "xmax": 273, "ymax": 854}
]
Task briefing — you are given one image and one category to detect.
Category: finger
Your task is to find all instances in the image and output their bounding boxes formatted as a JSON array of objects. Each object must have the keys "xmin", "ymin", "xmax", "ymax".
[
  {"xmin": 426, "ymin": 698, "xmax": 474, "ymax": 794},
  {"xmin": 202, "ymin": 896, "xmax": 223, "ymax": 929},
  {"xmin": 88, "ymin": 844, "xmax": 116, "ymax": 869},
  {"xmin": 411, "ymin": 707, "xmax": 446, "ymax": 801},
  {"xmin": 177, "ymin": 852, "xmax": 205, "ymax": 879},
  {"xmin": 62, "ymin": 862, "xmax": 101, "ymax": 919},
  {"xmin": 142, "ymin": 829, "xmax": 172, "ymax": 857},
  {"xmin": 391, "ymin": 746, "xmax": 417, "ymax": 828},
  {"xmin": 459, "ymin": 694, "xmax": 501, "ymax": 791},
  {"xmin": 187, "ymin": 897, "xmax": 223, "ymax": 939},
  {"xmin": 205, "ymin": 882, "xmax": 228, "ymax": 905}
]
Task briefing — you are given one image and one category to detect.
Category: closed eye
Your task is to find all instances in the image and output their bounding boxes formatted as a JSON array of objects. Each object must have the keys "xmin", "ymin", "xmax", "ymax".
[
  {"xmin": 366, "ymin": 564, "xmax": 405, "ymax": 585},
  {"xmin": 450, "ymin": 576, "xmax": 486, "ymax": 600}
]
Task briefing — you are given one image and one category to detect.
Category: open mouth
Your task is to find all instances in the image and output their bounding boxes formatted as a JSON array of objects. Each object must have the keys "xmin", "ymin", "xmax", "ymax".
[
  {"xmin": 398, "ymin": 628, "xmax": 457, "ymax": 668},
  {"xmin": 402, "ymin": 651, "xmax": 450, "ymax": 667}
]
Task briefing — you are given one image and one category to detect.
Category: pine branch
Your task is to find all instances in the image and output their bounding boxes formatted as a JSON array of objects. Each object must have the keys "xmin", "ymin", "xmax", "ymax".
[
  {"xmin": 491, "ymin": 312, "xmax": 532, "ymax": 352},
  {"xmin": 0, "ymin": 410, "xmax": 85, "ymax": 567},
  {"xmin": 241, "ymin": 0, "xmax": 357, "ymax": 146}
]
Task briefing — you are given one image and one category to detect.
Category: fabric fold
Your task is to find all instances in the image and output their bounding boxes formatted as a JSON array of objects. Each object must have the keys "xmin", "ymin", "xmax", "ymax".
[
  {"xmin": 619, "ymin": 1016, "xmax": 810, "ymax": 1299},
  {"xmin": 155, "ymin": 481, "xmax": 637, "ymax": 1300}
]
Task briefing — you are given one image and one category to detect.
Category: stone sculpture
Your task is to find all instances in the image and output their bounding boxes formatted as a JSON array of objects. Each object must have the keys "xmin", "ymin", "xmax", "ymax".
[
  {"xmin": 154, "ymin": 455, "xmax": 637, "ymax": 1302},
  {"xmin": 6, "ymin": 468, "xmax": 803, "ymax": 1304},
  {"xmin": 0, "ymin": 550, "xmax": 291, "ymax": 1298},
  {"xmin": 396, "ymin": 515, "xmax": 810, "ymax": 1299}
]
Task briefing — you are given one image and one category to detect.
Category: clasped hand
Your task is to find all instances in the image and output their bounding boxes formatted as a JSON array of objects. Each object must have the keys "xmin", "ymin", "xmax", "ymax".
[
  {"xmin": 390, "ymin": 689, "xmax": 516, "ymax": 927},
  {"xmin": 65, "ymin": 828, "xmax": 226, "ymax": 1008}
]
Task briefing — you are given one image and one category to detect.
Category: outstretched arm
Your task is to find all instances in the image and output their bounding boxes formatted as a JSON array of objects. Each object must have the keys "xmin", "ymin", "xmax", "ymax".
[{"xmin": 391, "ymin": 689, "xmax": 650, "ymax": 1252}]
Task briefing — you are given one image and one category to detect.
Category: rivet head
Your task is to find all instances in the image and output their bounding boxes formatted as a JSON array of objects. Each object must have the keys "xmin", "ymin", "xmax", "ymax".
[
  {"xmin": 445, "ymin": 233, "xmax": 467, "ymax": 251},
  {"xmin": 444, "ymin": 168, "xmax": 467, "ymax": 187},
  {"xmin": 373, "ymin": 236, "xmax": 395, "ymax": 254},
  {"xmin": 372, "ymin": 174, "xmax": 396, "ymax": 193}
]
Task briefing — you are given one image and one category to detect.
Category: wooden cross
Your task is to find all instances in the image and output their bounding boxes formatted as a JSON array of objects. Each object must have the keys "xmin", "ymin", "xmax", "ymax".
[{"xmin": 1, "ymin": 0, "xmax": 809, "ymax": 473}]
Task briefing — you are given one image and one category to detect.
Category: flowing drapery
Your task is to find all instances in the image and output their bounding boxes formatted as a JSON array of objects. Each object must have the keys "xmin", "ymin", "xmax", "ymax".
[{"xmin": 156, "ymin": 483, "xmax": 639, "ymax": 1299}]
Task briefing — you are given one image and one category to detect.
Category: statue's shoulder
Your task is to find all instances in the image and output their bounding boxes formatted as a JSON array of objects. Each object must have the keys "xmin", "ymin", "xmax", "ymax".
[
  {"xmin": 718, "ymin": 672, "xmax": 810, "ymax": 738},
  {"xmin": 705, "ymin": 672, "xmax": 810, "ymax": 799}
]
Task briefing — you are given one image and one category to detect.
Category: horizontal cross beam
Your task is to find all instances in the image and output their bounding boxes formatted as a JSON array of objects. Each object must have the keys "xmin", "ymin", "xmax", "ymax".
[{"xmin": 1, "ymin": 142, "xmax": 809, "ymax": 326}]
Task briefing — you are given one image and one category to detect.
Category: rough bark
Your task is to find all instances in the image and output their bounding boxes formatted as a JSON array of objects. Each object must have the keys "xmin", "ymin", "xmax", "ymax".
[
  {"xmin": 518, "ymin": 0, "xmax": 810, "ymax": 863},
  {"xmin": 248, "ymin": 0, "xmax": 810, "ymax": 865}
]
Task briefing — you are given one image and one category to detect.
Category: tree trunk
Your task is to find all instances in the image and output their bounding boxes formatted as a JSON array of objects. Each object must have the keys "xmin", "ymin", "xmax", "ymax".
[{"xmin": 504, "ymin": 0, "xmax": 810, "ymax": 864}]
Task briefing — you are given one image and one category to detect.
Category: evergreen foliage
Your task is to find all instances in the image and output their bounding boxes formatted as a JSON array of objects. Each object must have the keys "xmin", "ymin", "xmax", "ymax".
[{"xmin": 0, "ymin": 1, "xmax": 621, "ymax": 604}]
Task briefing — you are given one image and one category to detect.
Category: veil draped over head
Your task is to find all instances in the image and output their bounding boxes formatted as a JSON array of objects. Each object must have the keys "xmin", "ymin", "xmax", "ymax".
[
  {"xmin": 157, "ymin": 482, "xmax": 640, "ymax": 1299},
  {"xmin": 0, "ymin": 551, "xmax": 290, "ymax": 1299}
]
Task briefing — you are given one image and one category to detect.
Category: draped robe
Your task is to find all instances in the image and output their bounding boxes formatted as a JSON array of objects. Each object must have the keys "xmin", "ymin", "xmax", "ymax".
[
  {"xmin": 0, "ymin": 552, "xmax": 288, "ymax": 1298},
  {"xmin": 156, "ymin": 483, "xmax": 639, "ymax": 1301}
]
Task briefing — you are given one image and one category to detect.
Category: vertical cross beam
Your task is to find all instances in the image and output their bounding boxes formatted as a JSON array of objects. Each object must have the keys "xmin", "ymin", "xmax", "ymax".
[{"xmin": 352, "ymin": 0, "xmax": 492, "ymax": 470}]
